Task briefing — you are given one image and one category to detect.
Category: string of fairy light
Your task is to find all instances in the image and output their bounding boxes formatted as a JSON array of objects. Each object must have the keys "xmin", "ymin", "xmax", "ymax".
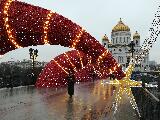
[
  {"xmin": 43, "ymin": 11, "xmax": 54, "ymax": 45},
  {"xmin": 88, "ymin": 55, "xmax": 92, "ymax": 64},
  {"xmin": 3, "ymin": 0, "xmax": 116, "ymax": 78},
  {"xmin": 135, "ymin": 5, "xmax": 160, "ymax": 63},
  {"xmin": 42, "ymin": 24, "xmax": 123, "ymax": 83},
  {"xmin": 37, "ymin": 47, "xmax": 123, "ymax": 87},
  {"xmin": 64, "ymin": 52, "xmax": 77, "ymax": 72},
  {"xmin": 53, "ymin": 59, "xmax": 69, "ymax": 74},
  {"xmin": 71, "ymin": 28, "xmax": 84, "ymax": 49},
  {"xmin": 0, "ymin": 0, "xmax": 125, "ymax": 87},
  {"xmin": 97, "ymin": 49, "xmax": 122, "ymax": 74},
  {"xmin": 107, "ymin": 61, "xmax": 142, "ymax": 118},
  {"xmin": 77, "ymin": 50, "xmax": 84, "ymax": 68},
  {"xmin": 97, "ymin": 50, "xmax": 109, "ymax": 65},
  {"xmin": 4, "ymin": 0, "xmax": 21, "ymax": 48},
  {"xmin": 44, "ymin": 25, "xmax": 115, "ymax": 82},
  {"xmin": 3, "ymin": 0, "xmax": 54, "ymax": 47},
  {"xmin": 51, "ymin": 50, "xmax": 88, "ymax": 74},
  {"xmin": 48, "ymin": 29, "xmax": 86, "ymax": 75},
  {"xmin": 37, "ymin": 49, "xmax": 125, "ymax": 87}
]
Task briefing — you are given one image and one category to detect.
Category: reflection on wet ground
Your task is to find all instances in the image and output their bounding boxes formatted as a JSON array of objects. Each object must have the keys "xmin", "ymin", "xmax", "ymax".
[
  {"xmin": 0, "ymin": 80, "xmax": 139, "ymax": 120},
  {"xmin": 132, "ymin": 87, "xmax": 160, "ymax": 120}
]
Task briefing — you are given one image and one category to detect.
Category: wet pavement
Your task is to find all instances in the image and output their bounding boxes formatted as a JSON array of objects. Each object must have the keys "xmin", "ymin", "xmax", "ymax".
[{"xmin": 0, "ymin": 80, "xmax": 139, "ymax": 120}]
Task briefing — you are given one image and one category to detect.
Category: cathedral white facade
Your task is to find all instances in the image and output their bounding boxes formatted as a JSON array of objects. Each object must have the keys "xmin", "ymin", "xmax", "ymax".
[{"xmin": 102, "ymin": 18, "xmax": 149, "ymax": 72}]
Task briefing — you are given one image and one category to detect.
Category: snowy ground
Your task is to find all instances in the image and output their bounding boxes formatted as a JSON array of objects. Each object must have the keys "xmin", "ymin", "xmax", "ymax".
[{"xmin": 0, "ymin": 80, "xmax": 139, "ymax": 120}]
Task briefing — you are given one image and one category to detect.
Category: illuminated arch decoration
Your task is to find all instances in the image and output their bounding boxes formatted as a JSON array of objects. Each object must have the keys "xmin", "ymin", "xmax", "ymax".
[
  {"xmin": 36, "ymin": 50, "xmax": 124, "ymax": 88},
  {"xmin": 0, "ymin": 0, "xmax": 125, "ymax": 86}
]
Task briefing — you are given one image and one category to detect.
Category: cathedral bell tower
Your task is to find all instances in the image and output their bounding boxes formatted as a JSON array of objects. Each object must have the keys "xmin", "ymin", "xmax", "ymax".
[
  {"xmin": 102, "ymin": 34, "xmax": 110, "ymax": 48},
  {"xmin": 133, "ymin": 31, "xmax": 140, "ymax": 46}
]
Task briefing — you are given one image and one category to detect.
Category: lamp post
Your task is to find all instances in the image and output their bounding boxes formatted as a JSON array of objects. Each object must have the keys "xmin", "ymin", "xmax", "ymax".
[
  {"xmin": 126, "ymin": 52, "xmax": 131, "ymax": 68},
  {"xmin": 29, "ymin": 48, "xmax": 38, "ymax": 84},
  {"xmin": 128, "ymin": 40, "xmax": 135, "ymax": 58}
]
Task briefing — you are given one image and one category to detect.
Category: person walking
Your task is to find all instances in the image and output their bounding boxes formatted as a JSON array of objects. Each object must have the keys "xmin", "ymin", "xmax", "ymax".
[
  {"xmin": 92, "ymin": 70, "xmax": 96, "ymax": 82},
  {"xmin": 67, "ymin": 69, "xmax": 75, "ymax": 97}
]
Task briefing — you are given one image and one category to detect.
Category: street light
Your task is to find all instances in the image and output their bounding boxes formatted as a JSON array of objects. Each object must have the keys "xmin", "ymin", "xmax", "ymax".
[
  {"xmin": 125, "ymin": 52, "xmax": 131, "ymax": 68},
  {"xmin": 128, "ymin": 41, "xmax": 135, "ymax": 58},
  {"xmin": 128, "ymin": 40, "xmax": 135, "ymax": 58},
  {"xmin": 29, "ymin": 48, "xmax": 38, "ymax": 70},
  {"xmin": 29, "ymin": 48, "xmax": 38, "ymax": 84}
]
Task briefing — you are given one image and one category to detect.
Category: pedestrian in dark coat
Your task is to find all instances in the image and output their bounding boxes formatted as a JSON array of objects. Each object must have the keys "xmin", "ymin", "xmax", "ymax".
[{"xmin": 67, "ymin": 69, "xmax": 75, "ymax": 97}]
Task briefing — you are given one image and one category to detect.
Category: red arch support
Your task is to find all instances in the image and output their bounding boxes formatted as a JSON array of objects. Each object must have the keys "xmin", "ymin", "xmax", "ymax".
[
  {"xmin": 0, "ymin": 0, "xmax": 125, "ymax": 84},
  {"xmin": 36, "ymin": 50, "xmax": 124, "ymax": 88}
]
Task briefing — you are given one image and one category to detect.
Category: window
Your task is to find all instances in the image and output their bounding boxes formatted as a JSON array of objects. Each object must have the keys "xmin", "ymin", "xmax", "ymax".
[
  {"xmin": 127, "ymin": 37, "xmax": 129, "ymax": 43},
  {"xmin": 116, "ymin": 37, "xmax": 118, "ymax": 43},
  {"xmin": 118, "ymin": 56, "xmax": 121, "ymax": 63},
  {"xmin": 120, "ymin": 37, "xmax": 122, "ymax": 43},
  {"xmin": 118, "ymin": 56, "xmax": 123, "ymax": 63},
  {"xmin": 112, "ymin": 38, "xmax": 114, "ymax": 44},
  {"xmin": 121, "ymin": 57, "xmax": 123, "ymax": 63},
  {"xmin": 124, "ymin": 37, "xmax": 126, "ymax": 43},
  {"xmin": 115, "ymin": 33, "xmax": 118, "ymax": 36},
  {"xmin": 104, "ymin": 43, "xmax": 106, "ymax": 47}
]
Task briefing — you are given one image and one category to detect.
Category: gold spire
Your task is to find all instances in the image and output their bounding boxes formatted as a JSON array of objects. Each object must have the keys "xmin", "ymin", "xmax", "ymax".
[
  {"xmin": 112, "ymin": 18, "xmax": 130, "ymax": 32},
  {"xmin": 102, "ymin": 34, "xmax": 109, "ymax": 42},
  {"xmin": 133, "ymin": 31, "xmax": 140, "ymax": 39}
]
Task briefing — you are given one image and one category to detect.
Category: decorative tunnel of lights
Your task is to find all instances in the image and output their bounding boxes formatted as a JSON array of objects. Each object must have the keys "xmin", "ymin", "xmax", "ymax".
[
  {"xmin": 36, "ymin": 50, "xmax": 124, "ymax": 88},
  {"xmin": 0, "ymin": 0, "xmax": 125, "ymax": 88}
]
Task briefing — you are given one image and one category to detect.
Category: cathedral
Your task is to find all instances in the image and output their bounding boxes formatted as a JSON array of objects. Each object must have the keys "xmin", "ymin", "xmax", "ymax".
[{"xmin": 102, "ymin": 18, "xmax": 149, "ymax": 72}]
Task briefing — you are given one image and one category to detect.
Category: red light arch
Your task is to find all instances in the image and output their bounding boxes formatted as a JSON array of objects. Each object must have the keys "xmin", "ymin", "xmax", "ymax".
[
  {"xmin": 36, "ymin": 50, "xmax": 125, "ymax": 88},
  {"xmin": 0, "ymin": 0, "xmax": 125, "ymax": 87}
]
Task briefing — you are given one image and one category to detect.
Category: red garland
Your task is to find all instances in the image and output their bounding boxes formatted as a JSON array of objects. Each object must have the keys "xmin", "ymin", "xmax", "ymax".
[
  {"xmin": 36, "ymin": 50, "xmax": 125, "ymax": 88},
  {"xmin": 0, "ymin": 0, "xmax": 125, "ymax": 88}
]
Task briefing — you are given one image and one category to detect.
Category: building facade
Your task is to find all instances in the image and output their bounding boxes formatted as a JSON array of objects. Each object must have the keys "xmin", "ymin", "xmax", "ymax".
[{"xmin": 102, "ymin": 18, "xmax": 149, "ymax": 72}]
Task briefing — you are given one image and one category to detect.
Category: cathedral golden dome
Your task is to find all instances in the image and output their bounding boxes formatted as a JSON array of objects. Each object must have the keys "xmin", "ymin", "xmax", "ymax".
[
  {"xmin": 133, "ymin": 31, "xmax": 140, "ymax": 39},
  {"xmin": 102, "ymin": 34, "xmax": 109, "ymax": 42},
  {"xmin": 112, "ymin": 18, "xmax": 130, "ymax": 32}
]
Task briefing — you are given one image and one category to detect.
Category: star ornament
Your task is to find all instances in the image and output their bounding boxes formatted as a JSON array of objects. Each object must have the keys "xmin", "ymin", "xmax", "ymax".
[
  {"xmin": 109, "ymin": 63, "xmax": 142, "ymax": 117},
  {"xmin": 110, "ymin": 64, "xmax": 142, "ymax": 88}
]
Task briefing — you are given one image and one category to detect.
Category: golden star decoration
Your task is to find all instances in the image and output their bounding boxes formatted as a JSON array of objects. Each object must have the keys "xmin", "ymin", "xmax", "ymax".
[{"xmin": 108, "ymin": 63, "xmax": 142, "ymax": 117}]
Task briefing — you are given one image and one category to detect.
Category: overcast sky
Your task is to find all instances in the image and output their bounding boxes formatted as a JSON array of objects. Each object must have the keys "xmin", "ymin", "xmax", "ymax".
[{"xmin": 1, "ymin": 0, "xmax": 160, "ymax": 63}]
